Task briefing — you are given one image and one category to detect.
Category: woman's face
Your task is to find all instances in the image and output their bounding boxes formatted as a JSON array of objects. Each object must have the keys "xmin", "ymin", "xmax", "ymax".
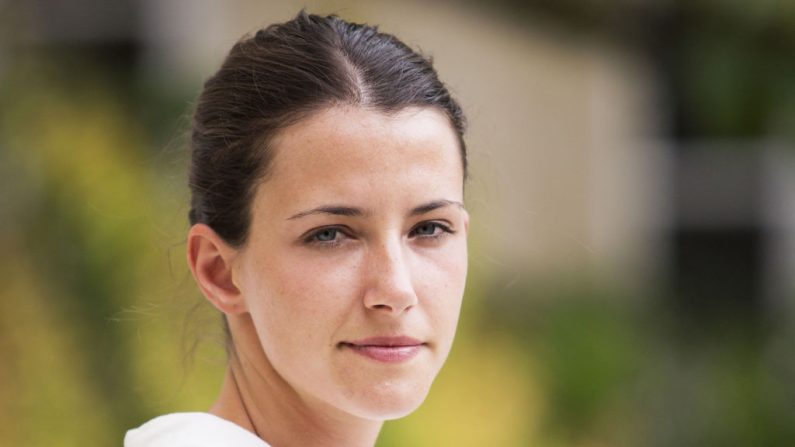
[{"xmin": 232, "ymin": 106, "xmax": 469, "ymax": 420}]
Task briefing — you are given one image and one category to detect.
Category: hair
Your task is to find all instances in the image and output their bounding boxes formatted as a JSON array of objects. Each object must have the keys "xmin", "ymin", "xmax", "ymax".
[{"xmin": 188, "ymin": 11, "xmax": 467, "ymax": 248}]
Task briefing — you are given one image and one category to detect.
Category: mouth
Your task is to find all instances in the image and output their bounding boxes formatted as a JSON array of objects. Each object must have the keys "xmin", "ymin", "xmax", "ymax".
[{"xmin": 339, "ymin": 336, "xmax": 426, "ymax": 363}]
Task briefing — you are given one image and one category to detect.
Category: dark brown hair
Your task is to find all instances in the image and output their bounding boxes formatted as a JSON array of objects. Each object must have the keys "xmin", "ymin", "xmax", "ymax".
[{"xmin": 188, "ymin": 11, "xmax": 467, "ymax": 247}]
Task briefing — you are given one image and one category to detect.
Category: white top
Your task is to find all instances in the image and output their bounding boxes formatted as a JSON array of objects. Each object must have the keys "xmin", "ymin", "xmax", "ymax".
[{"xmin": 124, "ymin": 412, "xmax": 271, "ymax": 447}]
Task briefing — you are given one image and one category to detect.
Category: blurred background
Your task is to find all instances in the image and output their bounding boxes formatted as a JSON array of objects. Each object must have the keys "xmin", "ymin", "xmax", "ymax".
[{"xmin": 1, "ymin": 0, "xmax": 795, "ymax": 445}]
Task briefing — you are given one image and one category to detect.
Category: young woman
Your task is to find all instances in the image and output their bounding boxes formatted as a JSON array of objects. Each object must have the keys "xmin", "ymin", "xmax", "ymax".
[{"xmin": 125, "ymin": 11, "xmax": 470, "ymax": 447}]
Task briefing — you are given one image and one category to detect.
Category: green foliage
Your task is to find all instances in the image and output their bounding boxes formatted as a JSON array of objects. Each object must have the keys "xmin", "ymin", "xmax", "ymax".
[
  {"xmin": 2, "ymin": 43, "xmax": 793, "ymax": 446},
  {"xmin": 0, "ymin": 60, "xmax": 223, "ymax": 446}
]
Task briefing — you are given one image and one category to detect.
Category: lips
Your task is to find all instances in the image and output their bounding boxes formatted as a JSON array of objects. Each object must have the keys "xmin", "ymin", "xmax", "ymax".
[{"xmin": 340, "ymin": 336, "xmax": 425, "ymax": 363}]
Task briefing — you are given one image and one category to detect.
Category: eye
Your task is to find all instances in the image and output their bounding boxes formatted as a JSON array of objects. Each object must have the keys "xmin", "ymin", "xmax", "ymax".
[
  {"xmin": 410, "ymin": 221, "xmax": 453, "ymax": 240},
  {"xmin": 314, "ymin": 228, "xmax": 338, "ymax": 242},
  {"xmin": 304, "ymin": 226, "xmax": 350, "ymax": 247}
]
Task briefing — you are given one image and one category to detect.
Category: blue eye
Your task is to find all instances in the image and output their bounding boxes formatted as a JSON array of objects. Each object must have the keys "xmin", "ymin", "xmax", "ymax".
[
  {"xmin": 411, "ymin": 222, "xmax": 453, "ymax": 239},
  {"xmin": 305, "ymin": 226, "xmax": 349, "ymax": 248},
  {"xmin": 314, "ymin": 228, "xmax": 339, "ymax": 242},
  {"xmin": 414, "ymin": 223, "xmax": 438, "ymax": 235}
]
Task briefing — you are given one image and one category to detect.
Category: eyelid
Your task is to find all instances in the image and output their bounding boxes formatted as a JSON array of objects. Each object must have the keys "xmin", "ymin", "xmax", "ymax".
[
  {"xmin": 409, "ymin": 220, "xmax": 455, "ymax": 237},
  {"xmin": 415, "ymin": 219, "xmax": 454, "ymax": 230},
  {"xmin": 301, "ymin": 225, "xmax": 354, "ymax": 246}
]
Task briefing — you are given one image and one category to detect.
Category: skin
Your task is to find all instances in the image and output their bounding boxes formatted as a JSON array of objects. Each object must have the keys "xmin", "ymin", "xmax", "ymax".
[{"xmin": 187, "ymin": 106, "xmax": 469, "ymax": 446}]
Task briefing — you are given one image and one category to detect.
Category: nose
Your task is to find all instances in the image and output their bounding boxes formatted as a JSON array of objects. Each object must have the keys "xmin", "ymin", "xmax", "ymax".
[{"xmin": 362, "ymin": 238, "xmax": 418, "ymax": 315}]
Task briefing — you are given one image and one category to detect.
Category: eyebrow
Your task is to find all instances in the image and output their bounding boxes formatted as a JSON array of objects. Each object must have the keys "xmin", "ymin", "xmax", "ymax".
[
  {"xmin": 286, "ymin": 199, "xmax": 464, "ymax": 220},
  {"xmin": 409, "ymin": 199, "xmax": 464, "ymax": 216}
]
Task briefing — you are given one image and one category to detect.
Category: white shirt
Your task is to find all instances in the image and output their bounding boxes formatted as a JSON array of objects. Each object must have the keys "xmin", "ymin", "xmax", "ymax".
[{"xmin": 124, "ymin": 412, "xmax": 271, "ymax": 447}]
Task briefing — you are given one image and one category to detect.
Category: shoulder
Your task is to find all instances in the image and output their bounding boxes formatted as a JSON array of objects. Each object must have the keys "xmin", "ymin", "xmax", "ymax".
[{"xmin": 124, "ymin": 412, "xmax": 270, "ymax": 447}]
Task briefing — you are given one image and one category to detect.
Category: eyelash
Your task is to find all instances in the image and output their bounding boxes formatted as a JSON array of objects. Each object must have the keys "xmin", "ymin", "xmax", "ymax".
[
  {"xmin": 411, "ymin": 222, "xmax": 454, "ymax": 240},
  {"xmin": 305, "ymin": 227, "xmax": 349, "ymax": 248},
  {"xmin": 304, "ymin": 222, "xmax": 454, "ymax": 248}
]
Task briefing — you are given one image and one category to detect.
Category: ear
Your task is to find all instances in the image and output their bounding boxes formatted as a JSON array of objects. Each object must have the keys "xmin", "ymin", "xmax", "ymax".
[
  {"xmin": 462, "ymin": 209, "xmax": 470, "ymax": 236},
  {"xmin": 187, "ymin": 223, "xmax": 247, "ymax": 315}
]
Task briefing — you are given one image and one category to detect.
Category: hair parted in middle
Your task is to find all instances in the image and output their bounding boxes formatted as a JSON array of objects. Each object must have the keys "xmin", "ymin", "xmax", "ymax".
[{"xmin": 188, "ymin": 10, "xmax": 467, "ymax": 248}]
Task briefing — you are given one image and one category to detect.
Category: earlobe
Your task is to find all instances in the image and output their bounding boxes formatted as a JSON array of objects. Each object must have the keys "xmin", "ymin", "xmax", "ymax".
[{"xmin": 187, "ymin": 224, "xmax": 247, "ymax": 315}]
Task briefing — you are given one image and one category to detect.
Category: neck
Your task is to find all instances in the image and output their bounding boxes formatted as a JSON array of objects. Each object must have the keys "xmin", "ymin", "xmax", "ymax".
[{"xmin": 209, "ymin": 314, "xmax": 384, "ymax": 447}]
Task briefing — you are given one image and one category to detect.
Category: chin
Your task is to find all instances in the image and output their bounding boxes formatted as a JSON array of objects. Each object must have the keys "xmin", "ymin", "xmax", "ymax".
[{"xmin": 343, "ymin": 377, "xmax": 434, "ymax": 421}]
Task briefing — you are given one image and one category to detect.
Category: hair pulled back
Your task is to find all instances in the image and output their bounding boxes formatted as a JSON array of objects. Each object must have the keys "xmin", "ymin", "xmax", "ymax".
[{"xmin": 188, "ymin": 11, "xmax": 467, "ymax": 247}]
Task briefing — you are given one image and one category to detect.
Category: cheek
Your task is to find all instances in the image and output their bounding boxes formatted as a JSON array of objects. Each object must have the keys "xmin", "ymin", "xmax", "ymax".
[
  {"xmin": 414, "ymin": 240, "xmax": 468, "ymax": 326},
  {"xmin": 244, "ymin": 250, "xmax": 362, "ymax": 346}
]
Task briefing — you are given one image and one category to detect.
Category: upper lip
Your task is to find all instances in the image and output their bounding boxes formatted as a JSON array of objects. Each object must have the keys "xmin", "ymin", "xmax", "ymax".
[{"xmin": 342, "ymin": 336, "xmax": 424, "ymax": 347}]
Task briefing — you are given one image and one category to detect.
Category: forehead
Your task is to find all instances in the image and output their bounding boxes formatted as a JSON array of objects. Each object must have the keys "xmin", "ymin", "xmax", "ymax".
[
  {"xmin": 257, "ymin": 106, "xmax": 463, "ymax": 207},
  {"xmin": 271, "ymin": 106, "xmax": 460, "ymax": 175}
]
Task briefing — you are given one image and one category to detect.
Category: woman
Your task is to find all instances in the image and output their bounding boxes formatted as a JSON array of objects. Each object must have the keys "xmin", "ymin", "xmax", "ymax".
[{"xmin": 125, "ymin": 11, "xmax": 469, "ymax": 447}]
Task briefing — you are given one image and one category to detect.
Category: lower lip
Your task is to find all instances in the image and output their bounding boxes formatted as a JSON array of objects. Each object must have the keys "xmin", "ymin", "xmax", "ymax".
[{"xmin": 342, "ymin": 343, "xmax": 424, "ymax": 363}]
